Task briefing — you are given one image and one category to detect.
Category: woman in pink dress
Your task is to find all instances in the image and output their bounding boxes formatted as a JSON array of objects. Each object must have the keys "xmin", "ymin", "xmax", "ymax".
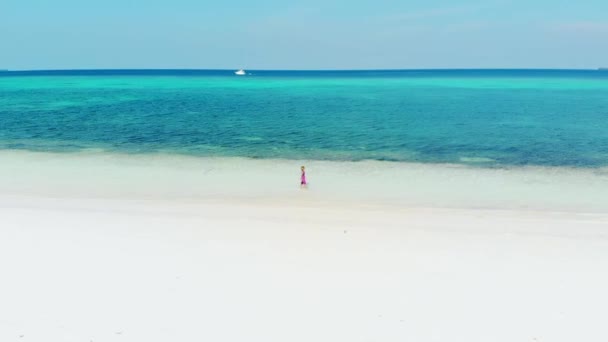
[{"xmin": 300, "ymin": 166, "xmax": 307, "ymax": 188}]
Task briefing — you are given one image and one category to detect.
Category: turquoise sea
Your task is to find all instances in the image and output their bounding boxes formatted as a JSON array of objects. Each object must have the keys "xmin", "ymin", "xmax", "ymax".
[{"xmin": 1, "ymin": 69, "xmax": 607, "ymax": 167}]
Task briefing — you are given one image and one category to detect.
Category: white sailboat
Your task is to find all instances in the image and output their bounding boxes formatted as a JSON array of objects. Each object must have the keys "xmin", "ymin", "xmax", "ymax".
[{"xmin": 235, "ymin": 69, "xmax": 246, "ymax": 75}]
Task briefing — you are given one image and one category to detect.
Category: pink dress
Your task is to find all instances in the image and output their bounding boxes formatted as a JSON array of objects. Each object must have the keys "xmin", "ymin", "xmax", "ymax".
[{"xmin": 301, "ymin": 171, "xmax": 307, "ymax": 185}]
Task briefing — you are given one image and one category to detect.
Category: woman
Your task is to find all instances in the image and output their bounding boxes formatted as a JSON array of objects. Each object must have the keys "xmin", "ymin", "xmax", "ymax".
[{"xmin": 300, "ymin": 166, "xmax": 307, "ymax": 188}]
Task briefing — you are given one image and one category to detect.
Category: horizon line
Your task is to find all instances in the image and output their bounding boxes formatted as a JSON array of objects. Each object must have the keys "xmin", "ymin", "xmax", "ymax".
[{"xmin": 2, "ymin": 67, "xmax": 606, "ymax": 73}]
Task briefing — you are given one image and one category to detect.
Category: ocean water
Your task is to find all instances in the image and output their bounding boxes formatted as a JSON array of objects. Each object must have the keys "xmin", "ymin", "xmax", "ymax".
[{"xmin": 1, "ymin": 69, "xmax": 608, "ymax": 167}]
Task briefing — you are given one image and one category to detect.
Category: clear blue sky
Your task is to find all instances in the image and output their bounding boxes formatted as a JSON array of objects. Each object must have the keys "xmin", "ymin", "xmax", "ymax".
[{"xmin": 2, "ymin": 0, "xmax": 607, "ymax": 70}]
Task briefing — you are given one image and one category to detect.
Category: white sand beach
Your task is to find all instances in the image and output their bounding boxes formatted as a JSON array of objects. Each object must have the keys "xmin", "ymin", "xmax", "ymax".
[{"xmin": 1, "ymin": 151, "xmax": 608, "ymax": 342}]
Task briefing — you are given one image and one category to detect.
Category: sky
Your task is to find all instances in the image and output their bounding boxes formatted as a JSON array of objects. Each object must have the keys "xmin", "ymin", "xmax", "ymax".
[{"xmin": 1, "ymin": 0, "xmax": 607, "ymax": 70}]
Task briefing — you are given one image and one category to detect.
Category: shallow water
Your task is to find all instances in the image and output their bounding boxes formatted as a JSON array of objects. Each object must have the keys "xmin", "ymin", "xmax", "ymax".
[
  {"xmin": 2, "ymin": 150, "xmax": 608, "ymax": 212},
  {"xmin": 1, "ymin": 69, "xmax": 608, "ymax": 167}
]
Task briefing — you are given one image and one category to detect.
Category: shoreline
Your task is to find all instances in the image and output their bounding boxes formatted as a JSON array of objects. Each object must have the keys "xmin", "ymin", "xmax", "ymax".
[{"xmin": 2, "ymin": 149, "xmax": 608, "ymax": 213}]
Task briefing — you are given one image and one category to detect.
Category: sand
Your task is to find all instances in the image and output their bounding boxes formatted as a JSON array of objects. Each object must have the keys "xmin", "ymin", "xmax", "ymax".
[{"xmin": 1, "ymin": 151, "xmax": 608, "ymax": 341}]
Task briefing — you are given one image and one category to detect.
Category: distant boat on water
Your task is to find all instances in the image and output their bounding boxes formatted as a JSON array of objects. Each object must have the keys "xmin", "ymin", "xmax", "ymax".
[{"xmin": 235, "ymin": 69, "xmax": 246, "ymax": 76}]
